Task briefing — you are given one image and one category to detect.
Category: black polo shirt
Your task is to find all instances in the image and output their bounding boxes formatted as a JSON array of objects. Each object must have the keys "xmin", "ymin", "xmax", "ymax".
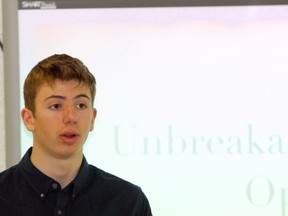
[{"xmin": 0, "ymin": 148, "xmax": 152, "ymax": 216}]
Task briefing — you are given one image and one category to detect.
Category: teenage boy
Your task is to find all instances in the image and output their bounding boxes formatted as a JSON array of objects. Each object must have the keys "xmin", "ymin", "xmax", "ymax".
[{"xmin": 0, "ymin": 54, "xmax": 152, "ymax": 216}]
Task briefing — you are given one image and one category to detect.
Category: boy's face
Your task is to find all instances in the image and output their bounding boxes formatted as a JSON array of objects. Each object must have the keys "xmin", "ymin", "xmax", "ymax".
[{"xmin": 21, "ymin": 79, "xmax": 97, "ymax": 159}]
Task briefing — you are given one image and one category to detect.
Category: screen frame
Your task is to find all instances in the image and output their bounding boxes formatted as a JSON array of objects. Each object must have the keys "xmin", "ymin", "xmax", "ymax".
[{"xmin": 3, "ymin": 0, "xmax": 288, "ymax": 168}]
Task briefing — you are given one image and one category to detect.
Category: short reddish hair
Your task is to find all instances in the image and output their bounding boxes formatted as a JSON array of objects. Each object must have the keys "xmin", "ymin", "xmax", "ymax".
[{"xmin": 23, "ymin": 54, "xmax": 96, "ymax": 113}]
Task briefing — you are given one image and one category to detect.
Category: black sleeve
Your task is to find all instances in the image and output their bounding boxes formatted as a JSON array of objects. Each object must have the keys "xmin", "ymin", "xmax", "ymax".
[{"xmin": 133, "ymin": 188, "xmax": 153, "ymax": 216}]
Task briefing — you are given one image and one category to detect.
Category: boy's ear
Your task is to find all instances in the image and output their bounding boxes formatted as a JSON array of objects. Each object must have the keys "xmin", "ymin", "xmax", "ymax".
[
  {"xmin": 89, "ymin": 108, "xmax": 97, "ymax": 131},
  {"xmin": 21, "ymin": 108, "xmax": 35, "ymax": 132}
]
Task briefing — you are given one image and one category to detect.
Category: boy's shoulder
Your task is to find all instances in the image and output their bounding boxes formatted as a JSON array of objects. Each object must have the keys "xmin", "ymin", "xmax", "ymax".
[
  {"xmin": 0, "ymin": 165, "xmax": 19, "ymax": 183},
  {"xmin": 88, "ymin": 164, "xmax": 142, "ymax": 193}
]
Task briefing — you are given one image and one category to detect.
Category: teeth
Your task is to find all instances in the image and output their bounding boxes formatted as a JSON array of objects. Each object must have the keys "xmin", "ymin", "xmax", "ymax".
[{"xmin": 65, "ymin": 134, "xmax": 75, "ymax": 137}]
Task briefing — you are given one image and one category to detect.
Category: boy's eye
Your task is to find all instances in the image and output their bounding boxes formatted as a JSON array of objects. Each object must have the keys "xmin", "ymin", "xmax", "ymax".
[
  {"xmin": 49, "ymin": 104, "xmax": 62, "ymax": 110},
  {"xmin": 76, "ymin": 103, "xmax": 87, "ymax": 110}
]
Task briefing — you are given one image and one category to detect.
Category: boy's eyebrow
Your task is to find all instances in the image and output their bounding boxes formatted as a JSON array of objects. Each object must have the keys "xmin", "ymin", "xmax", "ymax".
[
  {"xmin": 74, "ymin": 94, "xmax": 91, "ymax": 101},
  {"xmin": 44, "ymin": 95, "xmax": 65, "ymax": 101},
  {"xmin": 44, "ymin": 94, "xmax": 91, "ymax": 101}
]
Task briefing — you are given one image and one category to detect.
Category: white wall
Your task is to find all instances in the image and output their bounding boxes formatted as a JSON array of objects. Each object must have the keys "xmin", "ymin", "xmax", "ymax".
[{"xmin": 0, "ymin": 0, "xmax": 6, "ymax": 171}]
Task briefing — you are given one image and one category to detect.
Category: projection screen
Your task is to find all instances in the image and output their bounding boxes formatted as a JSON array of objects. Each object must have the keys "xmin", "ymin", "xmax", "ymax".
[{"xmin": 3, "ymin": 0, "xmax": 288, "ymax": 215}]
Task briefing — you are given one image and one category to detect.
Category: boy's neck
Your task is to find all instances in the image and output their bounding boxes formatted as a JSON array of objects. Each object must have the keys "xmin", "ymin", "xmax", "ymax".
[{"xmin": 30, "ymin": 147, "xmax": 83, "ymax": 189}]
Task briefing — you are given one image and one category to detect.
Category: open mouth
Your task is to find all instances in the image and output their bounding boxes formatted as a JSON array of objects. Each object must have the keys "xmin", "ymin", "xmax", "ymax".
[
  {"xmin": 60, "ymin": 132, "xmax": 79, "ymax": 143},
  {"xmin": 64, "ymin": 133, "xmax": 77, "ymax": 137}
]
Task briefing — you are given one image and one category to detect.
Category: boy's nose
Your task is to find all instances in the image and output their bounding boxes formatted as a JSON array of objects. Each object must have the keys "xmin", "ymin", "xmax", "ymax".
[{"xmin": 63, "ymin": 106, "xmax": 77, "ymax": 124}]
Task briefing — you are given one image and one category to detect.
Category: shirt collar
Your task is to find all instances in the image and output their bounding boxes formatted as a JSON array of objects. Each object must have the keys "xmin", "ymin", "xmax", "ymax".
[{"xmin": 18, "ymin": 147, "xmax": 90, "ymax": 200}]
